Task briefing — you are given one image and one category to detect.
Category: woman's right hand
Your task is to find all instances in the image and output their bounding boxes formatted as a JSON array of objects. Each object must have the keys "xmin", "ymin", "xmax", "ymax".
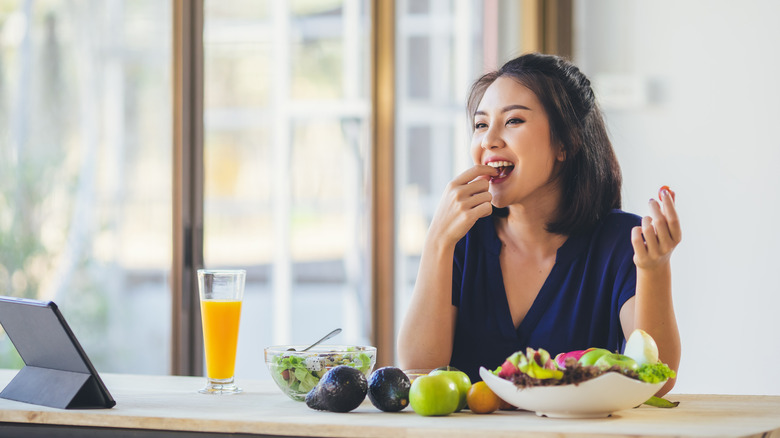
[{"xmin": 428, "ymin": 165, "xmax": 498, "ymax": 245}]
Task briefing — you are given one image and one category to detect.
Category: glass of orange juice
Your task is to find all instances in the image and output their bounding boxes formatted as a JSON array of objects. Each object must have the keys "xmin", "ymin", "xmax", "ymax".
[{"xmin": 197, "ymin": 269, "xmax": 245, "ymax": 394}]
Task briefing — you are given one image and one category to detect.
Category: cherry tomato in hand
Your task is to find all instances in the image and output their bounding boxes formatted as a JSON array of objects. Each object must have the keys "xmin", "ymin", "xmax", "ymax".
[{"xmin": 658, "ymin": 185, "xmax": 675, "ymax": 202}]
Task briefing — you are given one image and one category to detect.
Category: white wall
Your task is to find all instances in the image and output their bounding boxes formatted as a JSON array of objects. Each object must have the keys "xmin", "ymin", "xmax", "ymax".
[{"xmin": 575, "ymin": 0, "xmax": 780, "ymax": 395}]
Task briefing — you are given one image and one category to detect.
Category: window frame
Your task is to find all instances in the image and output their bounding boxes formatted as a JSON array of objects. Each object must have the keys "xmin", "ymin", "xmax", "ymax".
[{"xmin": 171, "ymin": 0, "xmax": 205, "ymax": 376}]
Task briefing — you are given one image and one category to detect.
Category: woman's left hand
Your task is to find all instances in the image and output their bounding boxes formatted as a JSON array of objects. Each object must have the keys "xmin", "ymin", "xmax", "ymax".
[{"xmin": 631, "ymin": 186, "xmax": 682, "ymax": 270}]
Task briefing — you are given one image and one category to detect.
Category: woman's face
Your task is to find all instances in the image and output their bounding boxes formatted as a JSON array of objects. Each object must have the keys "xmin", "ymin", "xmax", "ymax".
[{"xmin": 470, "ymin": 76, "xmax": 564, "ymax": 209}]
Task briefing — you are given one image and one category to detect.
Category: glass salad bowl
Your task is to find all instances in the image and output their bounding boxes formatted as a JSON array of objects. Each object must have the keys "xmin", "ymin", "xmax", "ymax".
[{"xmin": 264, "ymin": 345, "xmax": 377, "ymax": 401}]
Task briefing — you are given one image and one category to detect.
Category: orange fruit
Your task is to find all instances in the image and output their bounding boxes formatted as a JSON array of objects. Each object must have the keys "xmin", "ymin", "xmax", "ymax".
[{"xmin": 466, "ymin": 381, "xmax": 501, "ymax": 414}]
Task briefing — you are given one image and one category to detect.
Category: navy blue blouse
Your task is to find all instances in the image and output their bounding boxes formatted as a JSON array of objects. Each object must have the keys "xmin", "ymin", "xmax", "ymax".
[{"xmin": 450, "ymin": 209, "xmax": 641, "ymax": 382}]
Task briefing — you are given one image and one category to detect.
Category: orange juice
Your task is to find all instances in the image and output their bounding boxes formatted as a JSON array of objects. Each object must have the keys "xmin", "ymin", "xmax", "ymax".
[{"xmin": 201, "ymin": 300, "xmax": 242, "ymax": 380}]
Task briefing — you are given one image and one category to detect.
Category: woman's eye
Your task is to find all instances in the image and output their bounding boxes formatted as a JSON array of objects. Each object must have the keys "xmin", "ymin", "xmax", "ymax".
[
  {"xmin": 474, "ymin": 122, "xmax": 487, "ymax": 129},
  {"xmin": 506, "ymin": 118, "xmax": 525, "ymax": 125}
]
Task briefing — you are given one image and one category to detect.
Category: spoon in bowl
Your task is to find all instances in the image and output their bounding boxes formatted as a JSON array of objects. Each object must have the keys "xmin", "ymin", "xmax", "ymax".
[{"xmin": 288, "ymin": 328, "xmax": 342, "ymax": 352}]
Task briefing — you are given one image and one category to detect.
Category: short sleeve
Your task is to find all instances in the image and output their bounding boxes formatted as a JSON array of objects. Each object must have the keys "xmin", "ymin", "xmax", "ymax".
[
  {"xmin": 612, "ymin": 215, "xmax": 640, "ymax": 341},
  {"xmin": 615, "ymin": 252, "xmax": 637, "ymax": 311}
]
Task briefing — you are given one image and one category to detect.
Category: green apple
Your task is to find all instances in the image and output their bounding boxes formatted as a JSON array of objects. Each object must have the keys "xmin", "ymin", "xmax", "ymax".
[
  {"xmin": 409, "ymin": 374, "xmax": 459, "ymax": 416},
  {"xmin": 594, "ymin": 353, "xmax": 639, "ymax": 371},
  {"xmin": 430, "ymin": 366, "xmax": 471, "ymax": 412},
  {"xmin": 577, "ymin": 348, "xmax": 611, "ymax": 366}
]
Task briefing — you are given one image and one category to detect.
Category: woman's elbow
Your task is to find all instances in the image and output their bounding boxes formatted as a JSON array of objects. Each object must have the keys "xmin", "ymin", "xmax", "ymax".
[{"xmin": 655, "ymin": 376, "xmax": 677, "ymax": 397}]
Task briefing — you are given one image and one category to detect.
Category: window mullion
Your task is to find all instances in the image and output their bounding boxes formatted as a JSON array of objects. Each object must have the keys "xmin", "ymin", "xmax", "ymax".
[
  {"xmin": 172, "ymin": 0, "xmax": 205, "ymax": 376},
  {"xmin": 371, "ymin": 0, "xmax": 396, "ymax": 368}
]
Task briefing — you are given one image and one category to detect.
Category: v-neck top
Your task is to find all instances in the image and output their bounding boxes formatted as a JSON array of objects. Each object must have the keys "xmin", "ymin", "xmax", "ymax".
[{"xmin": 450, "ymin": 209, "xmax": 640, "ymax": 383}]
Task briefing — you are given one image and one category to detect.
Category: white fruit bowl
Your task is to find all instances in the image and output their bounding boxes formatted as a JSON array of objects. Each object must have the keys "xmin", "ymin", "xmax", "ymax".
[{"xmin": 479, "ymin": 366, "xmax": 665, "ymax": 418}]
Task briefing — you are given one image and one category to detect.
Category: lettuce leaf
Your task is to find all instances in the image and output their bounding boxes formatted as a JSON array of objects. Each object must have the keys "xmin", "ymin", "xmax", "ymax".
[{"xmin": 637, "ymin": 362, "xmax": 676, "ymax": 384}]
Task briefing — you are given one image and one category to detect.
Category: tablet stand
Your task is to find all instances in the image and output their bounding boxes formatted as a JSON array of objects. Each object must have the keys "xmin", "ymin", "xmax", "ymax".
[
  {"xmin": 0, "ymin": 296, "xmax": 116, "ymax": 409},
  {"xmin": 1, "ymin": 366, "xmax": 109, "ymax": 409}
]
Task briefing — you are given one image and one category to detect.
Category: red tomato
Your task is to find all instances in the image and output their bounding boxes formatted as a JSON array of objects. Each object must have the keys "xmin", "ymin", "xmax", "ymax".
[{"xmin": 658, "ymin": 185, "xmax": 675, "ymax": 202}]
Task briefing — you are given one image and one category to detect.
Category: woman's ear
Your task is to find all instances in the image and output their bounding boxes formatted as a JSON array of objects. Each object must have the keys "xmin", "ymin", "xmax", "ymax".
[{"xmin": 557, "ymin": 146, "xmax": 566, "ymax": 162}]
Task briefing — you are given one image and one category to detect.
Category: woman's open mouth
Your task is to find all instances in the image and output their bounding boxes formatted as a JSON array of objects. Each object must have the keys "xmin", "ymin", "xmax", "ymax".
[{"xmin": 487, "ymin": 160, "xmax": 515, "ymax": 182}]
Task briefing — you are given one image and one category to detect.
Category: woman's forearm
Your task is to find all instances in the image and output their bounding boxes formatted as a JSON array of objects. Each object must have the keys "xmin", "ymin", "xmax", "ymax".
[
  {"xmin": 634, "ymin": 262, "xmax": 681, "ymax": 395},
  {"xmin": 628, "ymin": 191, "xmax": 682, "ymax": 396},
  {"xmin": 397, "ymin": 165, "xmax": 496, "ymax": 369},
  {"xmin": 396, "ymin": 239, "xmax": 459, "ymax": 370}
]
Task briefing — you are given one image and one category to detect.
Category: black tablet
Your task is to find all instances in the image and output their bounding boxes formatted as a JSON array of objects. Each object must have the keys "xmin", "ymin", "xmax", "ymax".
[{"xmin": 0, "ymin": 296, "xmax": 116, "ymax": 409}]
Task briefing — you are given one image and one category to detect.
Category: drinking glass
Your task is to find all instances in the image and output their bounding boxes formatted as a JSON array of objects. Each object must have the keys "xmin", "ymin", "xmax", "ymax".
[{"xmin": 197, "ymin": 269, "xmax": 245, "ymax": 394}]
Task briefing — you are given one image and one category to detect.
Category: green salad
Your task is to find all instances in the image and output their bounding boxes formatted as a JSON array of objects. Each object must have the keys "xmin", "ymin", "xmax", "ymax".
[{"xmin": 270, "ymin": 348, "xmax": 373, "ymax": 401}]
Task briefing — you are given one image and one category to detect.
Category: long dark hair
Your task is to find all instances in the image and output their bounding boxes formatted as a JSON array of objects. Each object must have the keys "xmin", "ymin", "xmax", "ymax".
[{"xmin": 467, "ymin": 53, "xmax": 622, "ymax": 235}]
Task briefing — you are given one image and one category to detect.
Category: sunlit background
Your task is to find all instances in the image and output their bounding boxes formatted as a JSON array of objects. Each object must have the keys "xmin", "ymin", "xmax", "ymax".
[
  {"xmin": 0, "ymin": 0, "xmax": 172, "ymax": 372},
  {"xmin": 201, "ymin": 0, "xmax": 372, "ymax": 379},
  {"xmin": 1, "ymin": 0, "xmax": 779, "ymax": 396}
]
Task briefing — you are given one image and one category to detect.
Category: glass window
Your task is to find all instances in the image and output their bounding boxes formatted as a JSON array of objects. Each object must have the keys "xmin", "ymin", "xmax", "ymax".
[
  {"xmin": 0, "ymin": 0, "xmax": 172, "ymax": 374},
  {"xmin": 394, "ymin": 0, "xmax": 485, "ymax": 338},
  {"xmin": 203, "ymin": 0, "xmax": 372, "ymax": 379}
]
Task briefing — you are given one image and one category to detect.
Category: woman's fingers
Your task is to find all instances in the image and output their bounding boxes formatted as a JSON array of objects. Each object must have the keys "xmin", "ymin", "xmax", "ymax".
[
  {"xmin": 472, "ymin": 196, "xmax": 494, "ymax": 219},
  {"xmin": 453, "ymin": 189, "xmax": 492, "ymax": 217},
  {"xmin": 641, "ymin": 215, "xmax": 659, "ymax": 255},
  {"xmin": 633, "ymin": 187, "xmax": 682, "ymax": 268},
  {"xmin": 445, "ymin": 166, "xmax": 495, "ymax": 202},
  {"xmin": 431, "ymin": 165, "xmax": 497, "ymax": 243},
  {"xmin": 659, "ymin": 188, "xmax": 682, "ymax": 243},
  {"xmin": 460, "ymin": 177, "xmax": 490, "ymax": 198},
  {"xmin": 647, "ymin": 200, "xmax": 671, "ymax": 248},
  {"xmin": 631, "ymin": 225, "xmax": 647, "ymax": 257},
  {"xmin": 649, "ymin": 195, "xmax": 681, "ymax": 252},
  {"xmin": 454, "ymin": 164, "xmax": 499, "ymax": 185},
  {"xmin": 449, "ymin": 165, "xmax": 497, "ymax": 209}
]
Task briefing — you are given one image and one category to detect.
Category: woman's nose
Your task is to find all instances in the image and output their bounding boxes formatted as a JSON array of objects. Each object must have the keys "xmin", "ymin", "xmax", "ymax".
[{"xmin": 481, "ymin": 127, "xmax": 505, "ymax": 150}]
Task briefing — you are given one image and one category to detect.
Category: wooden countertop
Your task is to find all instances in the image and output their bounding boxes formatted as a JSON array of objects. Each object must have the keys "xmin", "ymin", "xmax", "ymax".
[{"xmin": 0, "ymin": 369, "xmax": 779, "ymax": 437}]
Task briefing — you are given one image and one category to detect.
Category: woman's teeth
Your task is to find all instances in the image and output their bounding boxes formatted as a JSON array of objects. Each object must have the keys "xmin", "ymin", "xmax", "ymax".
[{"xmin": 487, "ymin": 161, "xmax": 515, "ymax": 178}]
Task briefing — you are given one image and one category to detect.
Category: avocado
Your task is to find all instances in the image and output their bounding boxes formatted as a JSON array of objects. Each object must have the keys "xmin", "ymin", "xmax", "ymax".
[
  {"xmin": 305, "ymin": 365, "xmax": 367, "ymax": 412},
  {"xmin": 367, "ymin": 366, "xmax": 411, "ymax": 412}
]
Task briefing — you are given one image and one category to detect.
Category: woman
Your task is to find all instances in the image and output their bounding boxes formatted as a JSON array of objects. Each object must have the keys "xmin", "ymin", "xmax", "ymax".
[{"xmin": 396, "ymin": 53, "xmax": 681, "ymax": 396}]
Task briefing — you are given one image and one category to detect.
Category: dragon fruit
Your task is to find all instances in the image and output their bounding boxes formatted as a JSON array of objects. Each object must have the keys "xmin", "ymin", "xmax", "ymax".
[
  {"xmin": 494, "ymin": 348, "xmax": 562, "ymax": 380},
  {"xmin": 497, "ymin": 351, "xmax": 527, "ymax": 378},
  {"xmin": 554, "ymin": 348, "xmax": 593, "ymax": 369}
]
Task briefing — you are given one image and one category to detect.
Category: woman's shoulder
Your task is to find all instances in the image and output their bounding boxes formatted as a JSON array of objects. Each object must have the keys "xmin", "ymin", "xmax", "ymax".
[
  {"xmin": 559, "ymin": 209, "xmax": 639, "ymax": 261},
  {"xmin": 584, "ymin": 209, "xmax": 640, "ymax": 253},
  {"xmin": 600, "ymin": 209, "xmax": 642, "ymax": 231}
]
